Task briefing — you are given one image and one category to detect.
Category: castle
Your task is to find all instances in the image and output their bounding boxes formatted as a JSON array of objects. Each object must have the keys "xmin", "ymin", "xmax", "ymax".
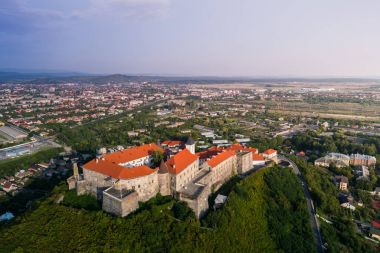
[{"xmin": 68, "ymin": 139, "xmax": 277, "ymax": 218}]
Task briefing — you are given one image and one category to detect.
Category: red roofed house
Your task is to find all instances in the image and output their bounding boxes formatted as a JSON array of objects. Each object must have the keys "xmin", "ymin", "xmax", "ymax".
[
  {"xmin": 263, "ymin": 149, "xmax": 278, "ymax": 160},
  {"xmin": 252, "ymin": 154, "xmax": 266, "ymax": 166},
  {"xmin": 371, "ymin": 220, "xmax": 380, "ymax": 240},
  {"xmin": 160, "ymin": 137, "xmax": 196, "ymax": 155},
  {"xmin": 2, "ymin": 182, "xmax": 18, "ymax": 193},
  {"xmin": 161, "ymin": 140, "xmax": 184, "ymax": 154}
]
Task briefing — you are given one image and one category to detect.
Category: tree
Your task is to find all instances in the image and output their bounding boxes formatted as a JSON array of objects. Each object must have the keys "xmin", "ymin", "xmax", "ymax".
[{"xmin": 151, "ymin": 150, "xmax": 164, "ymax": 167}]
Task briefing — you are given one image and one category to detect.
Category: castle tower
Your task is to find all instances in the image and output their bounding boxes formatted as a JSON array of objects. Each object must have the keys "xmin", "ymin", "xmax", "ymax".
[
  {"xmin": 73, "ymin": 162, "xmax": 79, "ymax": 179},
  {"xmin": 158, "ymin": 160, "xmax": 171, "ymax": 196},
  {"xmin": 185, "ymin": 137, "xmax": 195, "ymax": 154}
]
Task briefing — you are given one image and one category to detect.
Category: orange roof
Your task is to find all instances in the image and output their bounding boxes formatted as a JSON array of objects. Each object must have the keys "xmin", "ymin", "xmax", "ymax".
[
  {"xmin": 161, "ymin": 140, "xmax": 184, "ymax": 147},
  {"xmin": 83, "ymin": 159, "xmax": 157, "ymax": 180},
  {"xmin": 244, "ymin": 147, "xmax": 258, "ymax": 154},
  {"xmin": 207, "ymin": 150, "xmax": 236, "ymax": 168},
  {"xmin": 208, "ymin": 146, "xmax": 224, "ymax": 152},
  {"xmin": 227, "ymin": 143, "xmax": 244, "ymax": 151},
  {"xmin": 196, "ymin": 148, "xmax": 223, "ymax": 160},
  {"xmin": 252, "ymin": 154, "xmax": 265, "ymax": 161},
  {"xmin": 104, "ymin": 143, "xmax": 162, "ymax": 164},
  {"xmin": 263, "ymin": 149, "xmax": 277, "ymax": 155},
  {"xmin": 226, "ymin": 144, "xmax": 258, "ymax": 154},
  {"xmin": 165, "ymin": 149, "xmax": 198, "ymax": 174}
]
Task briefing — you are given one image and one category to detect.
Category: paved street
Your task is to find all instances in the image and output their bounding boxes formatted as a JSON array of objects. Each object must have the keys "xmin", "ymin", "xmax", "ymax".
[{"xmin": 278, "ymin": 155, "xmax": 324, "ymax": 253}]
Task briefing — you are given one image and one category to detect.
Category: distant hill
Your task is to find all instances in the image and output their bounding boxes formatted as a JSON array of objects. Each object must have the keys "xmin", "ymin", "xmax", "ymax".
[
  {"xmin": 1, "ymin": 71, "xmax": 380, "ymax": 85},
  {"xmin": 0, "ymin": 71, "xmax": 93, "ymax": 82}
]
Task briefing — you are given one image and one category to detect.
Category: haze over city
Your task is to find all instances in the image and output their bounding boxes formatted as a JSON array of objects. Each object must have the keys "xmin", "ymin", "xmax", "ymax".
[{"xmin": 2, "ymin": 0, "xmax": 380, "ymax": 77}]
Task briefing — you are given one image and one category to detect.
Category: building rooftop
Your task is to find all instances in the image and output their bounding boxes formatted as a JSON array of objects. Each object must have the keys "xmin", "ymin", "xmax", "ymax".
[
  {"xmin": 84, "ymin": 160, "xmax": 158, "ymax": 180},
  {"xmin": 161, "ymin": 140, "xmax": 184, "ymax": 147},
  {"xmin": 180, "ymin": 183, "xmax": 206, "ymax": 199},
  {"xmin": 263, "ymin": 149, "xmax": 277, "ymax": 155},
  {"xmin": 186, "ymin": 137, "xmax": 195, "ymax": 145},
  {"xmin": 165, "ymin": 149, "xmax": 198, "ymax": 175},
  {"xmin": 104, "ymin": 186, "xmax": 135, "ymax": 199},
  {"xmin": 252, "ymin": 154, "xmax": 265, "ymax": 161},
  {"xmin": 207, "ymin": 150, "xmax": 236, "ymax": 168},
  {"xmin": 335, "ymin": 175, "xmax": 349, "ymax": 184},
  {"xmin": 104, "ymin": 143, "xmax": 162, "ymax": 164}
]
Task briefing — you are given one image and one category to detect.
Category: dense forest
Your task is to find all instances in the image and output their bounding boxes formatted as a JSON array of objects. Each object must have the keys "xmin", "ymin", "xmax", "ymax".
[{"xmin": 0, "ymin": 167, "xmax": 315, "ymax": 253}]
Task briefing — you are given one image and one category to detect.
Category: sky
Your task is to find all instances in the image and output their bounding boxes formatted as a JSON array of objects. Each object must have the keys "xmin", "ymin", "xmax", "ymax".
[{"xmin": 1, "ymin": 0, "xmax": 380, "ymax": 77}]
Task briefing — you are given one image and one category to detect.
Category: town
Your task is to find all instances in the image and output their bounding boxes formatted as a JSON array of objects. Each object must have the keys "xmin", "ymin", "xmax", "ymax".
[
  {"xmin": 2, "ymin": 1, "xmax": 380, "ymax": 252},
  {"xmin": 0, "ymin": 77, "xmax": 379, "ymax": 253}
]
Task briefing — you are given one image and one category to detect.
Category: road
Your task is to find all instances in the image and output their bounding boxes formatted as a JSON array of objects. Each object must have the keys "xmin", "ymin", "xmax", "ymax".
[{"xmin": 278, "ymin": 155, "xmax": 324, "ymax": 253}]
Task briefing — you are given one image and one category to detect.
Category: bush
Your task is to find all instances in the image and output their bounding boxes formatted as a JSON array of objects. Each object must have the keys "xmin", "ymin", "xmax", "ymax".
[
  {"xmin": 61, "ymin": 190, "xmax": 100, "ymax": 211},
  {"xmin": 172, "ymin": 201, "xmax": 194, "ymax": 220}
]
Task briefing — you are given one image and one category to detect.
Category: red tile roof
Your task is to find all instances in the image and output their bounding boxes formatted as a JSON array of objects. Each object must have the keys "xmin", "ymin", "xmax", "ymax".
[
  {"xmin": 2, "ymin": 182, "xmax": 12, "ymax": 189},
  {"xmin": 196, "ymin": 148, "xmax": 223, "ymax": 160},
  {"xmin": 165, "ymin": 149, "xmax": 198, "ymax": 174},
  {"xmin": 207, "ymin": 150, "xmax": 236, "ymax": 168},
  {"xmin": 297, "ymin": 151, "xmax": 306, "ymax": 156},
  {"xmin": 226, "ymin": 144, "xmax": 258, "ymax": 155},
  {"xmin": 161, "ymin": 140, "xmax": 184, "ymax": 147},
  {"xmin": 227, "ymin": 143, "xmax": 244, "ymax": 151},
  {"xmin": 83, "ymin": 143, "xmax": 162, "ymax": 180},
  {"xmin": 104, "ymin": 143, "xmax": 162, "ymax": 164},
  {"xmin": 372, "ymin": 220, "xmax": 380, "ymax": 229},
  {"xmin": 84, "ymin": 158, "xmax": 157, "ymax": 180},
  {"xmin": 263, "ymin": 149, "xmax": 277, "ymax": 155},
  {"xmin": 252, "ymin": 154, "xmax": 265, "ymax": 161}
]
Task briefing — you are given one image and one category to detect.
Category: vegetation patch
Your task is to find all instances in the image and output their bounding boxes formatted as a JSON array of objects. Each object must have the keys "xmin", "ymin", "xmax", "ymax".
[
  {"xmin": 0, "ymin": 167, "xmax": 315, "ymax": 253},
  {"xmin": 61, "ymin": 190, "xmax": 101, "ymax": 211}
]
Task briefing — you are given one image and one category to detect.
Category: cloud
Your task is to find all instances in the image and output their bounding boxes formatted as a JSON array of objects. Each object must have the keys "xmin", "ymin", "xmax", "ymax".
[
  {"xmin": 0, "ymin": 0, "xmax": 171, "ymax": 35},
  {"xmin": 72, "ymin": 0, "xmax": 172, "ymax": 20},
  {"xmin": 0, "ymin": 0, "xmax": 65, "ymax": 34}
]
